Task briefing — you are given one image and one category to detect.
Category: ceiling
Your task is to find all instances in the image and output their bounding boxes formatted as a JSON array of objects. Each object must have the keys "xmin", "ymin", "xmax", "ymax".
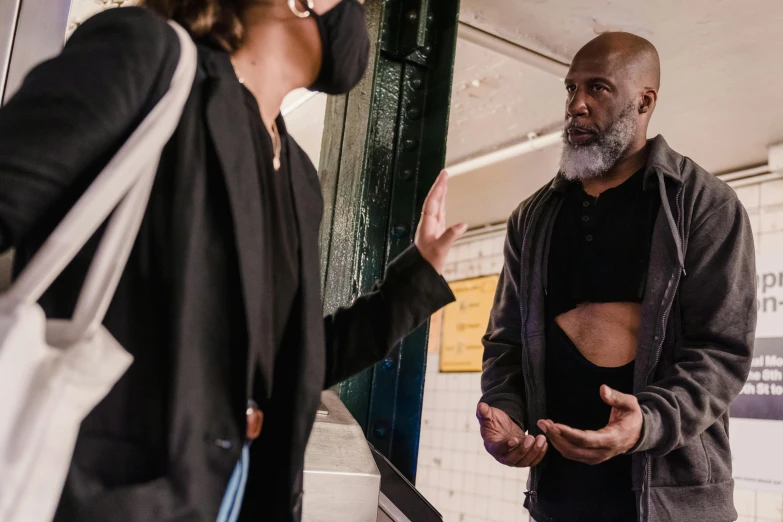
[
  {"xmin": 446, "ymin": 38, "xmax": 563, "ymax": 165},
  {"xmin": 284, "ymin": 0, "xmax": 783, "ymax": 228}
]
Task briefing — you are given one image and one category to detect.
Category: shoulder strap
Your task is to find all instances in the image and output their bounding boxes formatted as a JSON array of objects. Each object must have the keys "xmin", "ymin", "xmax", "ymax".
[{"xmin": 0, "ymin": 22, "xmax": 197, "ymax": 341}]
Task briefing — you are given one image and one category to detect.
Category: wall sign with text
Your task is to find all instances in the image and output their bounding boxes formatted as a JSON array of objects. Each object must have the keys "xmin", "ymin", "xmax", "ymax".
[
  {"xmin": 731, "ymin": 254, "xmax": 783, "ymax": 492},
  {"xmin": 439, "ymin": 275, "xmax": 498, "ymax": 373}
]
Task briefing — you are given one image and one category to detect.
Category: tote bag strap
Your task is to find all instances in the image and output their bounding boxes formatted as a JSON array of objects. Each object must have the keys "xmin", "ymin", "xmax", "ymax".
[{"xmin": 0, "ymin": 22, "xmax": 197, "ymax": 341}]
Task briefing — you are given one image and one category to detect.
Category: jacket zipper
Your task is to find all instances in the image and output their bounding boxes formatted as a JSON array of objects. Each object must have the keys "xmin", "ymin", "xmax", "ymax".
[
  {"xmin": 641, "ymin": 184, "xmax": 683, "ymax": 522},
  {"xmin": 519, "ymin": 190, "xmax": 552, "ymax": 503}
]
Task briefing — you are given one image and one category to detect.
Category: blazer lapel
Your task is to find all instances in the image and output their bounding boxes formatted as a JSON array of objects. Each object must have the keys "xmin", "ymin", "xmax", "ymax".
[
  {"xmin": 281, "ymin": 123, "xmax": 321, "ymax": 250},
  {"xmin": 285, "ymin": 135, "xmax": 327, "ymax": 387},
  {"xmin": 203, "ymin": 52, "xmax": 271, "ymax": 398}
]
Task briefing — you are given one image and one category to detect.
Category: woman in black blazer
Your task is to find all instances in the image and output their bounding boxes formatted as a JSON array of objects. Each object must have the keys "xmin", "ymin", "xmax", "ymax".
[{"xmin": 0, "ymin": 1, "xmax": 466, "ymax": 521}]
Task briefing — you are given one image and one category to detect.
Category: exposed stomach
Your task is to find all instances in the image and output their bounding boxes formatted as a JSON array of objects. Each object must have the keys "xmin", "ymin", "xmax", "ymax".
[{"xmin": 555, "ymin": 302, "xmax": 641, "ymax": 368}]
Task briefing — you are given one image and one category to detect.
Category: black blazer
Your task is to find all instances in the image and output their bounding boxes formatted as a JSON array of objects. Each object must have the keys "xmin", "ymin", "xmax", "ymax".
[{"xmin": 0, "ymin": 8, "xmax": 454, "ymax": 522}]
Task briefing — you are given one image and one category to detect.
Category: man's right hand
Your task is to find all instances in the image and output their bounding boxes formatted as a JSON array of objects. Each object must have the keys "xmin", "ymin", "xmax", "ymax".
[{"xmin": 477, "ymin": 402, "xmax": 547, "ymax": 468}]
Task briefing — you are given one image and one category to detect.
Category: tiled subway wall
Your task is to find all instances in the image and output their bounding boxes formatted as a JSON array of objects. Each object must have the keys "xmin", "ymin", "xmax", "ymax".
[
  {"xmin": 418, "ymin": 177, "xmax": 783, "ymax": 522},
  {"xmin": 418, "ymin": 360, "xmax": 531, "ymax": 522},
  {"xmin": 737, "ymin": 178, "xmax": 783, "ymax": 258}
]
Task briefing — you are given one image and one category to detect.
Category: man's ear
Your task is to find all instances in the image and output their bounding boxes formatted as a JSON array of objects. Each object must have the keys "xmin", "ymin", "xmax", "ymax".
[{"xmin": 640, "ymin": 89, "xmax": 657, "ymax": 114}]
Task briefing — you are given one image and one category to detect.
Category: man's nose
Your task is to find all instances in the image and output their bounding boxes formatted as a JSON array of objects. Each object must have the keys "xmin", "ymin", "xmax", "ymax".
[{"xmin": 566, "ymin": 91, "xmax": 588, "ymax": 119}]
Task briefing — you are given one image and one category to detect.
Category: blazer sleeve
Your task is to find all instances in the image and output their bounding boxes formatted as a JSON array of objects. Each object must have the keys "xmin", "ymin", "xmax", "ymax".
[
  {"xmin": 0, "ymin": 7, "xmax": 179, "ymax": 252},
  {"xmin": 322, "ymin": 245, "xmax": 455, "ymax": 389}
]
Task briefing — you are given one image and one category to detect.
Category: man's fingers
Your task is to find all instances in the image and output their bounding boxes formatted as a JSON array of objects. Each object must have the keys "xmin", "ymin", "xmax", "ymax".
[
  {"xmin": 541, "ymin": 419, "xmax": 614, "ymax": 450},
  {"xmin": 539, "ymin": 419, "xmax": 610, "ymax": 465},
  {"xmin": 525, "ymin": 437, "xmax": 548, "ymax": 468},
  {"xmin": 537, "ymin": 419, "xmax": 558, "ymax": 437},
  {"xmin": 476, "ymin": 402, "xmax": 495, "ymax": 429},
  {"xmin": 478, "ymin": 404, "xmax": 526, "ymax": 447},
  {"xmin": 601, "ymin": 385, "xmax": 637, "ymax": 411},
  {"xmin": 531, "ymin": 442, "xmax": 548, "ymax": 467},
  {"xmin": 553, "ymin": 423, "xmax": 615, "ymax": 450},
  {"xmin": 516, "ymin": 435, "xmax": 547, "ymax": 468},
  {"xmin": 485, "ymin": 434, "xmax": 537, "ymax": 465},
  {"xmin": 539, "ymin": 420, "xmax": 566, "ymax": 448},
  {"xmin": 486, "ymin": 436, "xmax": 529, "ymax": 466},
  {"xmin": 486, "ymin": 435, "xmax": 523, "ymax": 456},
  {"xmin": 546, "ymin": 432, "xmax": 601, "ymax": 464}
]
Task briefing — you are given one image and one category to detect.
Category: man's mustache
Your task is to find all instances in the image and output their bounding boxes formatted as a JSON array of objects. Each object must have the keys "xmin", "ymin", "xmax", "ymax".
[{"xmin": 565, "ymin": 121, "xmax": 599, "ymax": 134}]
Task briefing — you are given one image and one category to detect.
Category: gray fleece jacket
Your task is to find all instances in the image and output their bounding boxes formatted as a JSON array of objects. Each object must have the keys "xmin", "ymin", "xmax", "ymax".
[{"xmin": 481, "ymin": 135, "xmax": 757, "ymax": 522}]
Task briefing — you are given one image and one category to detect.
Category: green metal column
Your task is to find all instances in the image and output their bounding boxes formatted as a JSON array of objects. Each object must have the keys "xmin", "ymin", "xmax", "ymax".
[{"xmin": 318, "ymin": 0, "xmax": 460, "ymax": 482}]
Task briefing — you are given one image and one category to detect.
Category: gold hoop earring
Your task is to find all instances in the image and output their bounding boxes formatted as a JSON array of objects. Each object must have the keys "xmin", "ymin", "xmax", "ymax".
[{"xmin": 288, "ymin": 0, "xmax": 314, "ymax": 18}]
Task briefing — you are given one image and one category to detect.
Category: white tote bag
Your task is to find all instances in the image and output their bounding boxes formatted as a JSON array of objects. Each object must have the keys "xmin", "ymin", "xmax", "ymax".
[{"xmin": 0, "ymin": 21, "xmax": 197, "ymax": 522}]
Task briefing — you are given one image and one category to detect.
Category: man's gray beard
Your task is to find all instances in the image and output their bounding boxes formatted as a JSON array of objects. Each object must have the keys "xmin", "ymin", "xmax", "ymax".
[{"xmin": 559, "ymin": 105, "xmax": 638, "ymax": 181}]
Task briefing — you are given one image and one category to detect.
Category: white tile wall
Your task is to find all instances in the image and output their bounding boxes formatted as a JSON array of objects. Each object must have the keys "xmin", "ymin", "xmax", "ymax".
[
  {"xmin": 735, "ymin": 489, "xmax": 783, "ymax": 522},
  {"xmin": 419, "ymin": 356, "xmax": 530, "ymax": 522},
  {"xmin": 737, "ymin": 177, "xmax": 783, "ymax": 258},
  {"xmin": 419, "ymin": 175, "xmax": 783, "ymax": 522},
  {"xmin": 442, "ymin": 229, "xmax": 506, "ymax": 283}
]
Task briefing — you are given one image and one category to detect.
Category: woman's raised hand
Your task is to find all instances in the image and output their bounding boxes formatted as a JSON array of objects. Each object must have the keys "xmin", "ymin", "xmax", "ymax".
[{"xmin": 414, "ymin": 170, "xmax": 468, "ymax": 274}]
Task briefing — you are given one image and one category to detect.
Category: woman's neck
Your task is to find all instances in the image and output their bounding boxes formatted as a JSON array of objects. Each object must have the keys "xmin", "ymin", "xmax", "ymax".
[{"xmin": 230, "ymin": 9, "xmax": 321, "ymax": 131}]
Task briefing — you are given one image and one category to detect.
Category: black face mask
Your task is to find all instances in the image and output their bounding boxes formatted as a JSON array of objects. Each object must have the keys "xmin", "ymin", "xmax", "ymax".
[{"xmin": 308, "ymin": 0, "xmax": 370, "ymax": 94}]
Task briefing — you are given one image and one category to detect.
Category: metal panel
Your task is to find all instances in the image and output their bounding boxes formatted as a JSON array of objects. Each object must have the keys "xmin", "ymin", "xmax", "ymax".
[
  {"xmin": 319, "ymin": 0, "xmax": 461, "ymax": 482},
  {"xmin": 2, "ymin": 0, "xmax": 72, "ymax": 104},
  {"xmin": 319, "ymin": 0, "xmax": 388, "ymax": 426},
  {"xmin": 0, "ymin": 0, "xmax": 22, "ymax": 103},
  {"xmin": 371, "ymin": 445, "xmax": 442, "ymax": 521},
  {"xmin": 378, "ymin": 494, "xmax": 411, "ymax": 522}
]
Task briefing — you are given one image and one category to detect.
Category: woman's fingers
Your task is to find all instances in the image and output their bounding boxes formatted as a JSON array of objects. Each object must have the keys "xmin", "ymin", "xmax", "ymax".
[
  {"xmin": 414, "ymin": 171, "xmax": 466, "ymax": 273},
  {"xmin": 421, "ymin": 170, "xmax": 447, "ymax": 221}
]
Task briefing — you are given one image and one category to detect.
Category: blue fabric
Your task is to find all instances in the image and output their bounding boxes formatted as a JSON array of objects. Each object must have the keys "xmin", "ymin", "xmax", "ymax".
[{"xmin": 216, "ymin": 444, "xmax": 250, "ymax": 522}]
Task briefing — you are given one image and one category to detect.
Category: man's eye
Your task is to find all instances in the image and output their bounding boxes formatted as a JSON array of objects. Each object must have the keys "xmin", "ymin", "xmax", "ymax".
[
  {"xmin": 591, "ymin": 85, "xmax": 606, "ymax": 92},
  {"xmin": 566, "ymin": 85, "xmax": 576, "ymax": 93}
]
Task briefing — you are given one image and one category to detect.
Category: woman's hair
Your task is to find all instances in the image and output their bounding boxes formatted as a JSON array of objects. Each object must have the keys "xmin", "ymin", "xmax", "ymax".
[{"xmin": 141, "ymin": 0, "xmax": 247, "ymax": 51}]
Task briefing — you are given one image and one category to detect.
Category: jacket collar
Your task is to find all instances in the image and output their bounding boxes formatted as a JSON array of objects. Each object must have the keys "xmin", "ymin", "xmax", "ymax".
[
  {"xmin": 641, "ymin": 135, "xmax": 684, "ymax": 191},
  {"xmin": 551, "ymin": 134, "xmax": 684, "ymax": 194}
]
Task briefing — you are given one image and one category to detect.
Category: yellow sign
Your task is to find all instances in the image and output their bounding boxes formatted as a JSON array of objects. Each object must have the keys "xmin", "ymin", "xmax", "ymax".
[{"xmin": 440, "ymin": 275, "xmax": 499, "ymax": 373}]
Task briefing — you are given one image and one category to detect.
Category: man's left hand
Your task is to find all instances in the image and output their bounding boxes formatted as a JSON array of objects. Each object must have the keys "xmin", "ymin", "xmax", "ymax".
[{"xmin": 537, "ymin": 385, "xmax": 643, "ymax": 465}]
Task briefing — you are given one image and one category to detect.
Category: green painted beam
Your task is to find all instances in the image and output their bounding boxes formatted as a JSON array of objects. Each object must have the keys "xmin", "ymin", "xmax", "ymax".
[{"xmin": 318, "ymin": 0, "xmax": 460, "ymax": 482}]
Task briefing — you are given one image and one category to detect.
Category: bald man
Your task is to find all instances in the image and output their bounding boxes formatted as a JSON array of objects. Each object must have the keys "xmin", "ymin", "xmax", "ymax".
[{"xmin": 477, "ymin": 33, "xmax": 755, "ymax": 522}]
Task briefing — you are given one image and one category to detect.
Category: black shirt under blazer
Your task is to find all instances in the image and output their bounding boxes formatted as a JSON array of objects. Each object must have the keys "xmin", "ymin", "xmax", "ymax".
[{"xmin": 0, "ymin": 8, "xmax": 454, "ymax": 522}]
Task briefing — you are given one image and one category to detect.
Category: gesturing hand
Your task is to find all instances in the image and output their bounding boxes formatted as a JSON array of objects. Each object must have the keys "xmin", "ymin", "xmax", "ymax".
[
  {"xmin": 477, "ymin": 403, "xmax": 547, "ymax": 468},
  {"xmin": 414, "ymin": 170, "xmax": 468, "ymax": 274},
  {"xmin": 537, "ymin": 385, "xmax": 643, "ymax": 465}
]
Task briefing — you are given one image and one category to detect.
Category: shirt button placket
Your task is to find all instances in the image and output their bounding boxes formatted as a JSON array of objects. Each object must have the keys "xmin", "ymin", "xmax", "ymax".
[{"xmin": 582, "ymin": 199, "xmax": 594, "ymax": 243}]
